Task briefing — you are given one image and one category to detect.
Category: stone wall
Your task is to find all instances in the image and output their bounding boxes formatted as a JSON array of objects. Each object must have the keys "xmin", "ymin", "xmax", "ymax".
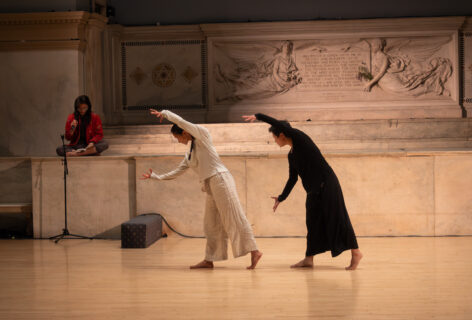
[
  {"xmin": 1, "ymin": 13, "xmax": 471, "ymax": 156},
  {"xmin": 0, "ymin": 50, "xmax": 81, "ymax": 156},
  {"xmin": 31, "ymin": 151, "xmax": 472, "ymax": 238},
  {"xmin": 107, "ymin": 17, "xmax": 469, "ymax": 125},
  {"xmin": 0, "ymin": 158, "xmax": 32, "ymax": 203},
  {"xmin": 31, "ymin": 156, "xmax": 135, "ymax": 238}
]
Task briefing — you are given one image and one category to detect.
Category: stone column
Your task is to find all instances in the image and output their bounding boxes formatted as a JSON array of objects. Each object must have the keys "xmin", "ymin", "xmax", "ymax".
[
  {"xmin": 462, "ymin": 17, "xmax": 472, "ymax": 117},
  {"xmin": 84, "ymin": 14, "xmax": 108, "ymax": 119}
]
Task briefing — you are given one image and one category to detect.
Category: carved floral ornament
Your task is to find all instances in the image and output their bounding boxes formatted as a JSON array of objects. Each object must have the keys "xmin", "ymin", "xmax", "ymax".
[
  {"xmin": 152, "ymin": 63, "xmax": 176, "ymax": 88},
  {"xmin": 182, "ymin": 66, "xmax": 199, "ymax": 83},
  {"xmin": 130, "ymin": 67, "xmax": 148, "ymax": 86},
  {"xmin": 129, "ymin": 64, "xmax": 199, "ymax": 87}
]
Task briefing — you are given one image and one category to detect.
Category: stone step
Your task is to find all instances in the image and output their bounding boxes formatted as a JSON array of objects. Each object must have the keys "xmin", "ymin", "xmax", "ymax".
[
  {"xmin": 104, "ymin": 138, "xmax": 472, "ymax": 155},
  {"xmin": 103, "ymin": 118, "xmax": 472, "ymax": 155},
  {"xmin": 106, "ymin": 135, "xmax": 174, "ymax": 144},
  {"xmin": 104, "ymin": 118, "xmax": 472, "ymax": 139}
]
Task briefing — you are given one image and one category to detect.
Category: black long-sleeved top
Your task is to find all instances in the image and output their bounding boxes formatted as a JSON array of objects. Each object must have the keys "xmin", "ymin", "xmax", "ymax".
[{"xmin": 255, "ymin": 113, "xmax": 332, "ymax": 202}]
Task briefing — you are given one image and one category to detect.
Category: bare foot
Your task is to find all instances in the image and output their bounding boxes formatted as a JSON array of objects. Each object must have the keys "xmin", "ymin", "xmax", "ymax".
[
  {"xmin": 66, "ymin": 151, "xmax": 78, "ymax": 157},
  {"xmin": 345, "ymin": 249, "xmax": 363, "ymax": 270},
  {"xmin": 247, "ymin": 250, "xmax": 263, "ymax": 269},
  {"xmin": 189, "ymin": 260, "xmax": 214, "ymax": 269},
  {"xmin": 290, "ymin": 256, "xmax": 314, "ymax": 268}
]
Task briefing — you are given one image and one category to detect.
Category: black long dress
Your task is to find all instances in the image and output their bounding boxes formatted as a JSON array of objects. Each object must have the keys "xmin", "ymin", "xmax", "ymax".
[{"xmin": 256, "ymin": 113, "xmax": 358, "ymax": 257}]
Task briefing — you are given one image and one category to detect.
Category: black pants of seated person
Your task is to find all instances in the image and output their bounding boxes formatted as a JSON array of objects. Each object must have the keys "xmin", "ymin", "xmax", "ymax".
[{"xmin": 56, "ymin": 140, "xmax": 109, "ymax": 156}]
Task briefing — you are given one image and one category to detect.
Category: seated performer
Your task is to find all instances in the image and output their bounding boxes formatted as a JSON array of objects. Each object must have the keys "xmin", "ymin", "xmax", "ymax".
[
  {"xmin": 243, "ymin": 113, "xmax": 362, "ymax": 270},
  {"xmin": 142, "ymin": 109, "xmax": 263, "ymax": 269},
  {"xmin": 56, "ymin": 95, "xmax": 108, "ymax": 157}
]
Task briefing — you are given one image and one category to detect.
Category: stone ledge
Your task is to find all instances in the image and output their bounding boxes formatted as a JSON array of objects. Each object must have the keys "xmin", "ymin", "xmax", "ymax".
[
  {"xmin": 0, "ymin": 203, "xmax": 32, "ymax": 213},
  {"xmin": 28, "ymin": 155, "xmax": 136, "ymax": 161},
  {"xmin": 0, "ymin": 40, "xmax": 85, "ymax": 51},
  {"xmin": 0, "ymin": 12, "xmax": 91, "ymax": 25},
  {"xmin": 2, "ymin": 147, "xmax": 468, "ymax": 162},
  {"xmin": 0, "ymin": 11, "xmax": 107, "ymax": 50},
  {"xmin": 29, "ymin": 148, "xmax": 472, "ymax": 237},
  {"xmin": 201, "ymin": 16, "xmax": 467, "ymax": 37}
]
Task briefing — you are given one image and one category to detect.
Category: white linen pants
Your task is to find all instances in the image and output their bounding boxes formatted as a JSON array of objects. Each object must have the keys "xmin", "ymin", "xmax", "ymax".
[{"xmin": 203, "ymin": 172, "xmax": 258, "ymax": 261}]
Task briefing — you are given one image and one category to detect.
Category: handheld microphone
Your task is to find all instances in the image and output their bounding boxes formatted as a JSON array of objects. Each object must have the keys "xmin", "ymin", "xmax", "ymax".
[{"xmin": 71, "ymin": 114, "xmax": 78, "ymax": 130}]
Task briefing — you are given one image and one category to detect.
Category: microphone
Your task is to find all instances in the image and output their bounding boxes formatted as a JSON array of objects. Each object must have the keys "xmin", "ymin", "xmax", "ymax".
[{"xmin": 71, "ymin": 114, "xmax": 78, "ymax": 130}]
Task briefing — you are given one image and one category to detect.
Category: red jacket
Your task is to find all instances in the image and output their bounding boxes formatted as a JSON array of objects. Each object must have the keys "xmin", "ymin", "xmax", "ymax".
[{"xmin": 64, "ymin": 113, "xmax": 104, "ymax": 146}]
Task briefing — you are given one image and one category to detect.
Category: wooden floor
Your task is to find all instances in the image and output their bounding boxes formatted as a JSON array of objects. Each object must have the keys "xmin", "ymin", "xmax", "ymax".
[{"xmin": 1, "ymin": 237, "xmax": 471, "ymax": 320}]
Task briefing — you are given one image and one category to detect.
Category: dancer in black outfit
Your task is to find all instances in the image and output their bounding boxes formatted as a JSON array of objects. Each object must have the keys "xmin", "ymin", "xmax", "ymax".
[{"xmin": 243, "ymin": 113, "xmax": 363, "ymax": 270}]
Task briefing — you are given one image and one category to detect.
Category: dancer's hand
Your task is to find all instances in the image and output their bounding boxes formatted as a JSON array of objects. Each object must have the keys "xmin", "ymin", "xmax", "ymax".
[
  {"xmin": 150, "ymin": 108, "xmax": 165, "ymax": 122},
  {"xmin": 141, "ymin": 168, "xmax": 153, "ymax": 180},
  {"xmin": 242, "ymin": 115, "xmax": 257, "ymax": 122},
  {"xmin": 271, "ymin": 196, "xmax": 280, "ymax": 212}
]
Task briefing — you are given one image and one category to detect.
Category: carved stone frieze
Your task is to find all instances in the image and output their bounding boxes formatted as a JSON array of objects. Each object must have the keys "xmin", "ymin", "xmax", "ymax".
[{"xmin": 0, "ymin": 11, "xmax": 107, "ymax": 51}]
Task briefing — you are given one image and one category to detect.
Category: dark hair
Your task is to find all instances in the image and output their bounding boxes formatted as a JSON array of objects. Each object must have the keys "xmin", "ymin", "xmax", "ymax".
[
  {"xmin": 171, "ymin": 124, "xmax": 194, "ymax": 159},
  {"xmin": 74, "ymin": 95, "xmax": 92, "ymax": 126},
  {"xmin": 269, "ymin": 120, "xmax": 291, "ymax": 137},
  {"xmin": 171, "ymin": 124, "xmax": 184, "ymax": 135}
]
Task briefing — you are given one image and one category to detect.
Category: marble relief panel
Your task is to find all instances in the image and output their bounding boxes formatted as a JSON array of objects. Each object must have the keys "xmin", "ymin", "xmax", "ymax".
[
  {"xmin": 121, "ymin": 40, "xmax": 206, "ymax": 110},
  {"xmin": 212, "ymin": 36, "xmax": 455, "ymax": 104}
]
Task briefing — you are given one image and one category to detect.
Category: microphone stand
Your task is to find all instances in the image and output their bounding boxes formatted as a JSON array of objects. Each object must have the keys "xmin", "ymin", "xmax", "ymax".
[{"xmin": 49, "ymin": 134, "xmax": 92, "ymax": 243}]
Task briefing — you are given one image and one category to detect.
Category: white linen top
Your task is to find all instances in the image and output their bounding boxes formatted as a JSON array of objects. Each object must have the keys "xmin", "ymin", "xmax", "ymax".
[{"xmin": 150, "ymin": 110, "xmax": 228, "ymax": 182}]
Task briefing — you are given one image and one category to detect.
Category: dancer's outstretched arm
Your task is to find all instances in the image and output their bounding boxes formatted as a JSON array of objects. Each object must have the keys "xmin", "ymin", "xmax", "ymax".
[
  {"xmin": 277, "ymin": 160, "xmax": 298, "ymax": 202},
  {"xmin": 141, "ymin": 159, "xmax": 189, "ymax": 181},
  {"xmin": 243, "ymin": 113, "xmax": 299, "ymax": 205},
  {"xmin": 257, "ymin": 113, "xmax": 293, "ymax": 133},
  {"xmin": 255, "ymin": 113, "xmax": 281, "ymax": 126},
  {"xmin": 243, "ymin": 113, "xmax": 295, "ymax": 137},
  {"xmin": 151, "ymin": 109, "xmax": 207, "ymax": 140}
]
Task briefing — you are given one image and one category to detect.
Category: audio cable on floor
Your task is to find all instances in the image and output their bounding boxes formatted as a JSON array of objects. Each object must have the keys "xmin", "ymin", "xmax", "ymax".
[
  {"xmin": 140, "ymin": 213, "xmax": 204, "ymax": 238},
  {"xmin": 139, "ymin": 213, "xmax": 305, "ymax": 239}
]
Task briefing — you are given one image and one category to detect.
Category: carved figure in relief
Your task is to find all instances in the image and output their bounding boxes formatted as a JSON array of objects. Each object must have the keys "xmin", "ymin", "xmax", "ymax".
[
  {"xmin": 363, "ymin": 38, "xmax": 453, "ymax": 96},
  {"xmin": 215, "ymin": 40, "xmax": 302, "ymax": 101}
]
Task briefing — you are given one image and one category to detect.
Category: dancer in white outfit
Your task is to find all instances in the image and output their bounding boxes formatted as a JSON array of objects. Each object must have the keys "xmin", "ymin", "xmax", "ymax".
[{"xmin": 142, "ymin": 109, "xmax": 263, "ymax": 269}]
